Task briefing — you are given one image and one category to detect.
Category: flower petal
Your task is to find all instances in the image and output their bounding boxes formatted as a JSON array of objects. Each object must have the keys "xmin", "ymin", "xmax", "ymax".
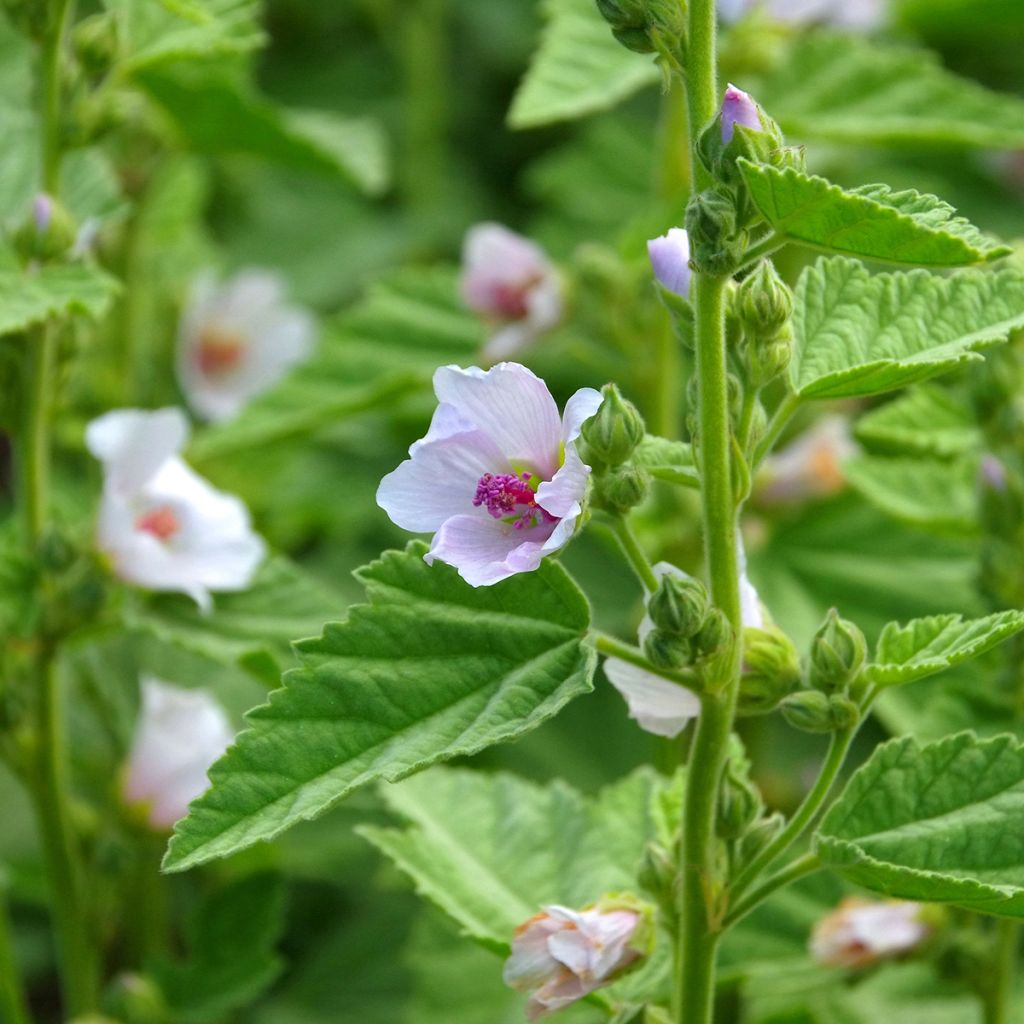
[
  {"xmin": 603, "ymin": 660, "xmax": 700, "ymax": 738},
  {"xmin": 425, "ymin": 513, "xmax": 555, "ymax": 587},
  {"xmin": 560, "ymin": 387, "xmax": 603, "ymax": 445},
  {"xmin": 535, "ymin": 443, "xmax": 590, "ymax": 521},
  {"xmin": 86, "ymin": 408, "xmax": 188, "ymax": 493}
]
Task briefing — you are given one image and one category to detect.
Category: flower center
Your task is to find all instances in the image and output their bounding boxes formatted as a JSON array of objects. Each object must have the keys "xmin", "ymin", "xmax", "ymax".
[
  {"xmin": 136, "ymin": 505, "xmax": 180, "ymax": 541},
  {"xmin": 196, "ymin": 325, "xmax": 246, "ymax": 377},
  {"xmin": 473, "ymin": 472, "xmax": 555, "ymax": 530}
]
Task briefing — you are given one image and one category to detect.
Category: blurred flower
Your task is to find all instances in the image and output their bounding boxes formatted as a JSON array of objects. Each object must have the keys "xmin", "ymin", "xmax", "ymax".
[
  {"xmin": 647, "ymin": 227, "xmax": 692, "ymax": 298},
  {"xmin": 719, "ymin": 0, "xmax": 885, "ymax": 29},
  {"xmin": 504, "ymin": 900, "xmax": 652, "ymax": 1020},
  {"xmin": 123, "ymin": 678, "xmax": 234, "ymax": 830},
  {"xmin": 459, "ymin": 223, "xmax": 563, "ymax": 362},
  {"xmin": 721, "ymin": 84, "xmax": 762, "ymax": 143},
  {"xmin": 86, "ymin": 407, "xmax": 265, "ymax": 610},
  {"xmin": 377, "ymin": 363, "xmax": 601, "ymax": 587},
  {"xmin": 177, "ymin": 269, "xmax": 315, "ymax": 423},
  {"xmin": 756, "ymin": 415, "xmax": 857, "ymax": 505},
  {"xmin": 810, "ymin": 898, "xmax": 929, "ymax": 968}
]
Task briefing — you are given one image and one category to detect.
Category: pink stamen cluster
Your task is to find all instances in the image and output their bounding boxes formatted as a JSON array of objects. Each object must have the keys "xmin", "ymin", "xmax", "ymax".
[
  {"xmin": 473, "ymin": 472, "xmax": 554, "ymax": 530},
  {"xmin": 136, "ymin": 506, "xmax": 180, "ymax": 542}
]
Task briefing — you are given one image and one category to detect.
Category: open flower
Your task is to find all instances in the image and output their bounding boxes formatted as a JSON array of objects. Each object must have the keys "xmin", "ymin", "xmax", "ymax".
[
  {"xmin": 756, "ymin": 415, "xmax": 857, "ymax": 506},
  {"xmin": 377, "ymin": 363, "xmax": 601, "ymax": 587},
  {"xmin": 123, "ymin": 678, "xmax": 234, "ymax": 830},
  {"xmin": 86, "ymin": 407, "xmax": 265, "ymax": 610},
  {"xmin": 177, "ymin": 269, "xmax": 315, "ymax": 422},
  {"xmin": 459, "ymin": 223, "xmax": 563, "ymax": 362},
  {"xmin": 504, "ymin": 900, "xmax": 652, "ymax": 1021},
  {"xmin": 810, "ymin": 898, "xmax": 930, "ymax": 969}
]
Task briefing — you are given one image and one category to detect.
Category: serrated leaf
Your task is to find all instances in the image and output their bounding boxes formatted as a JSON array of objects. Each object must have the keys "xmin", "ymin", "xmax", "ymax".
[
  {"xmin": 508, "ymin": 0, "xmax": 659, "ymax": 130},
  {"xmin": 854, "ymin": 386, "xmax": 981, "ymax": 459},
  {"xmin": 632, "ymin": 435, "xmax": 699, "ymax": 488},
  {"xmin": 137, "ymin": 65, "xmax": 388, "ymax": 193},
  {"xmin": 162, "ymin": 543, "xmax": 595, "ymax": 873},
  {"xmin": 844, "ymin": 455, "xmax": 978, "ymax": 532},
  {"xmin": 815, "ymin": 732, "xmax": 1024, "ymax": 916},
  {"xmin": 0, "ymin": 263, "xmax": 121, "ymax": 337},
  {"xmin": 738, "ymin": 162, "xmax": 1009, "ymax": 267},
  {"xmin": 867, "ymin": 610, "xmax": 1024, "ymax": 687},
  {"xmin": 762, "ymin": 34, "xmax": 1024, "ymax": 149},
  {"xmin": 790, "ymin": 258, "xmax": 1024, "ymax": 399}
]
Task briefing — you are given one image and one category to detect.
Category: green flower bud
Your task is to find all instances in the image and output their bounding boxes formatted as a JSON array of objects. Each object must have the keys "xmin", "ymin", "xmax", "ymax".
[
  {"xmin": 638, "ymin": 842, "xmax": 676, "ymax": 922},
  {"xmin": 581, "ymin": 383, "xmax": 646, "ymax": 467},
  {"xmin": 13, "ymin": 194, "xmax": 76, "ymax": 263},
  {"xmin": 104, "ymin": 973, "xmax": 170, "ymax": 1024},
  {"xmin": 738, "ymin": 625, "xmax": 801, "ymax": 715},
  {"xmin": 736, "ymin": 260, "xmax": 793, "ymax": 340},
  {"xmin": 643, "ymin": 628, "xmax": 692, "ymax": 670},
  {"xmin": 716, "ymin": 759, "xmax": 762, "ymax": 839},
  {"xmin": 693, "ymin": 607, "xmax": 732, "ymax": 659},
  {"xmin": 780, "ymin": 690, "xmax": 860, "ymax": 733},
  {"xmin": 685, "ymin": 188, "xmax": 747, "ymax": 277},
  {"xmin": 746, "ymin": 334, "xmax": 792, "ymax": 389},
  {"xmin": 737, "ymin": 811, "xmax": 785, "ymax": 867},
  {"xmin": 647, "ymin": 573, "xmax": 708, "ymax": 638},
  {"xmin": 592, "ymin": 464, "xmax": 650, "ymax": 514},
  {"xmin": 809, "ymin": 608, "xmax": 867, "ymax": 692},
  {"xmin": 595, "ymin": 0, "xmax": 684, "ymax": 56},
  {"xmin": 827, "ymin": 694, "xmax": 860, "ymax": 731},
  {"xmin": 73, "ymin": 11, "xmax": 119, "ymax": 78}
]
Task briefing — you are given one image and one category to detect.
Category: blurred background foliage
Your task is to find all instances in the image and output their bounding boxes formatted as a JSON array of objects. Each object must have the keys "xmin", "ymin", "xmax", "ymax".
[{"xmin": 2, "ymin": 0, "xmax": 1024, "ymax": 1019}]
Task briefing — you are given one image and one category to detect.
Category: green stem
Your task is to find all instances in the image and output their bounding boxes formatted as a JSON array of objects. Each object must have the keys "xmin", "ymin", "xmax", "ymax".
[
  {"xmin": 752, "ymin": 391, "xmax": 801, "ymax": 467},
  {"xmin": 736, "ymin": 387, "xmax": 759, "ymax": 458},
  {"xmin": 39, "ymin": 0, "xmax": 73, "ymax": 195},
  {"xmin": 592, "ymin": 632, "xmax": 702, "ymax": 691},
  {"xmin": 984, "ymin": 919, "xmax": 1018, "ymax": 1024},
  {"xmin": 723, "ymin": 852, "xmax": 821, "ymax": 929},
  {"xmin": 730, "ymin": 725, "xmax": 856, "ymax": 899},
  {"xmin": 736, "ymin": 233, "xmax": 785, "ymax": 272},
  {"xmin": 0, "ymin": 889, "xmax": 32, "ymax": 1024},
  {"xmin": 607, "ymin": 514, "xmax": 660, "ymax": 594}
]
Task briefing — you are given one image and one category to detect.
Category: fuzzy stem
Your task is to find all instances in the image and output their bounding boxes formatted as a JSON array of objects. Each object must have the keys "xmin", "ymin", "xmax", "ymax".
[
  {"xmin": 752, "ymin": 392, "xmax": 801, "ymax": 467},
  {"xmin": 984, "ymin": 919, "xmax": 1018, "ymax": 1024},
  {"xmin": 608, "ymin": 514, "xmax": 660, "ymax": 594}
]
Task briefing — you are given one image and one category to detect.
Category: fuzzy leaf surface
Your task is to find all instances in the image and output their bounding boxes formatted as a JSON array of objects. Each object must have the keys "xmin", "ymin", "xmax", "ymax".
[
  {"xmin": 632, "ymin": 435, "xmax": 699, "ymax": 488},
  {"xmin": 739, "ymin": 163, "xmax": 1009, "ymax": 267},
  {"xmin": 0, "ymin": 263, "xmax": 121, "ymax": 337},
  {"xmin": 854, "ymin": 386, "xmax": 981, "ymax": 459},
  {"xmin": 790, "ymin": 258, "xmax": 1024, "ymax": 399},
  {"xmin": 163, "ymin": 544, "xmax": 595, "ymax": 872},
  {"xmin": 508, "ymin": 0, "xmax": 658, "ymax": 129},
  {"xmin": 867, "ymin": 611, "xmax": 1024, "ymax": 687},
  {"xmin": 816, "ymin": 733, "xmax": 1024, "ymax": 915}
]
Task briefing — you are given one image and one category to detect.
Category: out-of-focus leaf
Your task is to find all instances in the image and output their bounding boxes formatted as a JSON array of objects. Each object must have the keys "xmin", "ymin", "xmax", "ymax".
[
  {"xmin": 0, "ymin": 262, "xmax": 121, "ymax": 337},
  {"xmin": 790, "ymin": 258, "xmax": 1024, "ymax": 399},
  {"xmin": 739, "ymin": 163, "xmax": 1010, "ymax": 267},
  {"xmin": 163, "ymin": 543, "xmax": 596, "ymax": 873},
  {"xmin": 633, "ymin": 436, "xmax": 700, "ymax": 488},
  {"xmin": 508, "ymin": 0, "xmax": 659, "ymax": 129},
  {"xmin": 762, "ymin": 34, "xmax": 1024, "ymax": 149},
  {"xmin": 854, "ymin": 386, "xmax": 981, "ymax": 458}
]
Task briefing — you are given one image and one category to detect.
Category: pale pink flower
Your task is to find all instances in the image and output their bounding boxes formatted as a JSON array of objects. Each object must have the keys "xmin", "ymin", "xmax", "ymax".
[
  {"xmin": 647, "ymin": 228, "xmax": 691, "ymax": 298},
  {"xmin": 123, "ymin": 678, "xmax": 234, "ymax": 830},
  {"xmin": 757, "ymin": 415, "xmax": 857, "ymax": 505},
  {"xmin": 719, "ymin": 0, "xmax": 885, "ymax": 29},
  {"xmin": 504, "ymin": 904, "xmax": 647, "ymax": 1020},
  {"xmin": 722, "ymin": 84, "xmax": 762, "ymax": 144},
  {"xmin": 86, "ymin": 407, "xmax": 265, "ymax": 610},
  {"xmin": 810, "ymin": 898, "xmax": 929, "ymax": 969},
  {"xmin": 177, "ymin": 269, "xmax": 315, "ymax": 423},
  {"xmin": 459, "ymin": 223, "xmax": 563, "ymax": 362},
  {"xmin": 377, "ymin": 363, "xmax": 601, "ymax": 587}
]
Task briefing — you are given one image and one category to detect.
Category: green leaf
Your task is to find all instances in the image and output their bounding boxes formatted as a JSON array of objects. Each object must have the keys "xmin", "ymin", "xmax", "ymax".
[
  {"xmin": 854, "ymin": 386, "xmax": 981, "ymax": 459},
  {"xmin": 632, "ymin": 435, "xmax": 699, "ymax": 488},
  {"xmin": 867, "ymin": 610, "xmax": 1024, "ymax": 687},
  {"xmin": 761, "ymin": 34, "xmax": 1024, "ymax": 149},
  {"xmin": 0, "ymin": 262, "xmax": 121, "ymax": 337},
  {"xmin": 508, "ymin": 0, "xmax": 659, "ymax": 130},
  {"xmin": 137, "ymin": 65, "xmax": 388, "ymax": 193},
  {"xmin": 162, "ymin": 543, "xmax": 596, "ymax": 873},
  {"xmin": 790, "ymin": 257, "xmax": 1024, "ymax": 399},
  {"xmin": 815, "ymin": 732, "xmax": 1024, "ymax": 916},
  {"xmin": 844, "ymin": 455, "xmax": 978, "ymax": 533},
  {"xmin": 738, "ymin": 162, "xmax": 1009, "ymax": 267}
]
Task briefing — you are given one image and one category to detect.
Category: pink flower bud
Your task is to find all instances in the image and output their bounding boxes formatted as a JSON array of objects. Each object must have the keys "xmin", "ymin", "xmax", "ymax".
[
  {"xmin": 647, "ymin": 227, "xmax": 691, "ymax": 298},
  {"xmin": 810, "ymin": 898, "xmax": 929, "ymax": 969},
  {"xmin": 721, "ymin": 84, "xmax": 762, "ymax": 144},
  {"xmin": 33, "ymin": 193, "xmax": 53, "ymax": 233}
]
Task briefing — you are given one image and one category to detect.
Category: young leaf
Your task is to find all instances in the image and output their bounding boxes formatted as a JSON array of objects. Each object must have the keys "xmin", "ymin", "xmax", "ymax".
[
  {"xmin": 632, "ymin": 435, "xmax": 700, "ymax": 488},
  {"xmin": 854, "ymin": 386, "xmax": 981, "ymax": 459},
  {"xmin": 815, "ymin": 732, "xmax": 1024, "ymax": 916},
  {"xmin": 867, "ymin": 610, "xmax": 1024, "ymax": 687},
  {"xmin": 738, "ymin": 162, "xmax": 1010, "ymax": 267},
  {"xmin": 0, "ymin": 263, "xmax": 121, "ymax": 337},
  {"xmin": 790, "ymin": 257, "xmax": 1024, "ymax": 399},
  {"xmin": 508, "ymin": 0, "xmax": 658, "ymax": 130},
  {"xmin": 162, "ymin": 543, "xmax": 595, "ymax": 873}
]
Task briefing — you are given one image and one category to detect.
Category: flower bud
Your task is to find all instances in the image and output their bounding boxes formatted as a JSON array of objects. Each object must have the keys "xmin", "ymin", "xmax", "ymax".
[
  {"xmin": 810, "ymin": 899, "xmax": 930, "ymax": 970},
  {"xmin": 14, "ymin": 193, "xmax": 76, "ymax": 263},
  {"xmin": 693, "ymin": 607, "xmax": 732, "ymax": 659},
  {"xmin": 595, "ymin": 0, "xmax": 685, "ymax": 55},
  {"xmin": 581, "ymin": 383, "xmax": 646, "ymax": 467},
  {"xmin": 746, "ymin": 335, "xmax": 792, "ymax": 389},
  {"xmin": 737, "ymin": 811, "xmax": 785, "ymax": 867},
  {"xmin": 591, "ymin": 464, "xmax": 650, "ymax": 514},
  {"xmin": 684, "ymin": 188, "xmax": 746, "ymax": 276},
  {"xmin": 736, "ymin": 260, "xmax": 793, "ymax": 340},
  {"xmin": 738, "ymin": 625, "xmax": 801, "ymax": 715},
  {"xmin": 104, "ymin": 973, "xmax": 170, "ymax": 1024},
  {"xmin": 647, "ymin": 227, "xmax": 691, "ymax": 299},
  {"xmin": 72, "ymin": 12, "xmax": 119, "ymax": 78},
  {"xmin": 716, "ymin": 759, "xmax": 762, "ymax": 839},
  {"xmin": 721, "ymin": 84, "xmax": 761, "ymax": 144},
  {"xmin": 646, "ymin": 572, "xmax": 708, "ymax": 638},
  {"xmin": 780, "ymin": 690, "xmax": 859, "ymax": 734},
  {"xmin": 809, "ymin": 608, "xmax": 867, "ymax": 692},
  {"xmin": 638, "ymin": 842, "xmax": 676, "ymax": 920},
  {"xmin": 642, "ymin": 628, "xmax": 692, "ymax": 670}
]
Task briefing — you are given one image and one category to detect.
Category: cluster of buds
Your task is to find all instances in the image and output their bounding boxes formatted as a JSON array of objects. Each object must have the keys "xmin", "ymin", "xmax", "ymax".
[
  {"xmin": 582, "ymin": 383, "xmax": 651, "ymax": 515},
  {"xmin": 595, "ymin": 0, "xmax": 685, "ymax": 71},
  {"xmin": 735, "ymin": 259, "xmax": 794, "ymax": 390},
  {"xmin": 716, "ymin": 745, "xmax": 763, "ymax": 840}
]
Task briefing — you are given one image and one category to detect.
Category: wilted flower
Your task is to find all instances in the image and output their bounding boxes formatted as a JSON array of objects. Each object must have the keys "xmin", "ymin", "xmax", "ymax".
[
  {"xmin": 810, "ymin": 898, "xmax": 929, "ymax": 969},
  {"xmin": 721, "ymin": 84, "xmax": 762, "ymax": 144},
  {"xmin": 756, "ymin": 415, "xmax": 857, "ymax": 505},
  {"xmin": 459, "ymin": 223, "xmax": 563, "ymax": 362},
  {"xmin": 86, "ymin": 407, "xmax": 265, "ymax": 610},
  {"xmin": 719, "ymin": 0, "xmax": 885, "ymax": 29},
  {"xmin": 177, "ymin": 269, "xmax": 315, "ymax": 423},
  {"xmin": 377, "ymin": 363, "xmax": 601, "ymax": 587},
  {"xmin": 123, "ymin": 678, "xmax": 234, "ymax": 830},
  {"xmin": 647, "ymin": 227, "xmax": 692, "ymax": 298},
  {"xmin": 504, "ymin": 900, "xmax": 652, "ymax": 1020}
]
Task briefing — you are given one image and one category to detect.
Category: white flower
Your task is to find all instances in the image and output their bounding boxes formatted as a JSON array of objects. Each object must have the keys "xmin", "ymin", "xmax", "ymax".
[
  {"xmin": 86, "ymin": 407, "xmax": 265, "ymax": 611},
  {"xmin": 756, "ymin": 415, "xmax": 857, "ymax": 506},
  {"xmin": 719, "ymin": 0, "xmax": 886, "ymax": 29},
  {"xmin": 376, "ymin": 363, "xmax": 601, "ymax": 587},
  {"xmin": 177, "ymin": 269, "xmax": 315, "ymax": 423},
  {"xmin": 459, "ymin": 223, "xmax": 563, "ymax": 362},
  {"xmin": 123, "ymin": 678, "xmax": 234, "ymax": 830},
  {"xmin": 810, "ymin": 898, "xmax": 929, "ymax": 969},
  {"xmin": 504, "ymin": 903, "xmax": 649, "ymax": 1021}
]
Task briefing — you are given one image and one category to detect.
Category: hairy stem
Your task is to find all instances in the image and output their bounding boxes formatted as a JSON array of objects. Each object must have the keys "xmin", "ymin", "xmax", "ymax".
[
  {"xmin": 984, "ymin": 919, "xmax": 1018, "ymax": 1024},
  {"xmin": 592, "ymin": 632, "xmax": 701, "ymax": 691},
  {"xmin": 608, "ymin": 514, "xmax": 660, "ymax": 593},
  {"xmin": 724, "ymin": 852, "xmax": 822, "ymax": 928},
  {"xmin": 752, "ymin": 392, "xmax": 801, "ymax": 467},
  {"xmin": 0, "ymin": 888, "xmax": 32, "ymax": 1024}
]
